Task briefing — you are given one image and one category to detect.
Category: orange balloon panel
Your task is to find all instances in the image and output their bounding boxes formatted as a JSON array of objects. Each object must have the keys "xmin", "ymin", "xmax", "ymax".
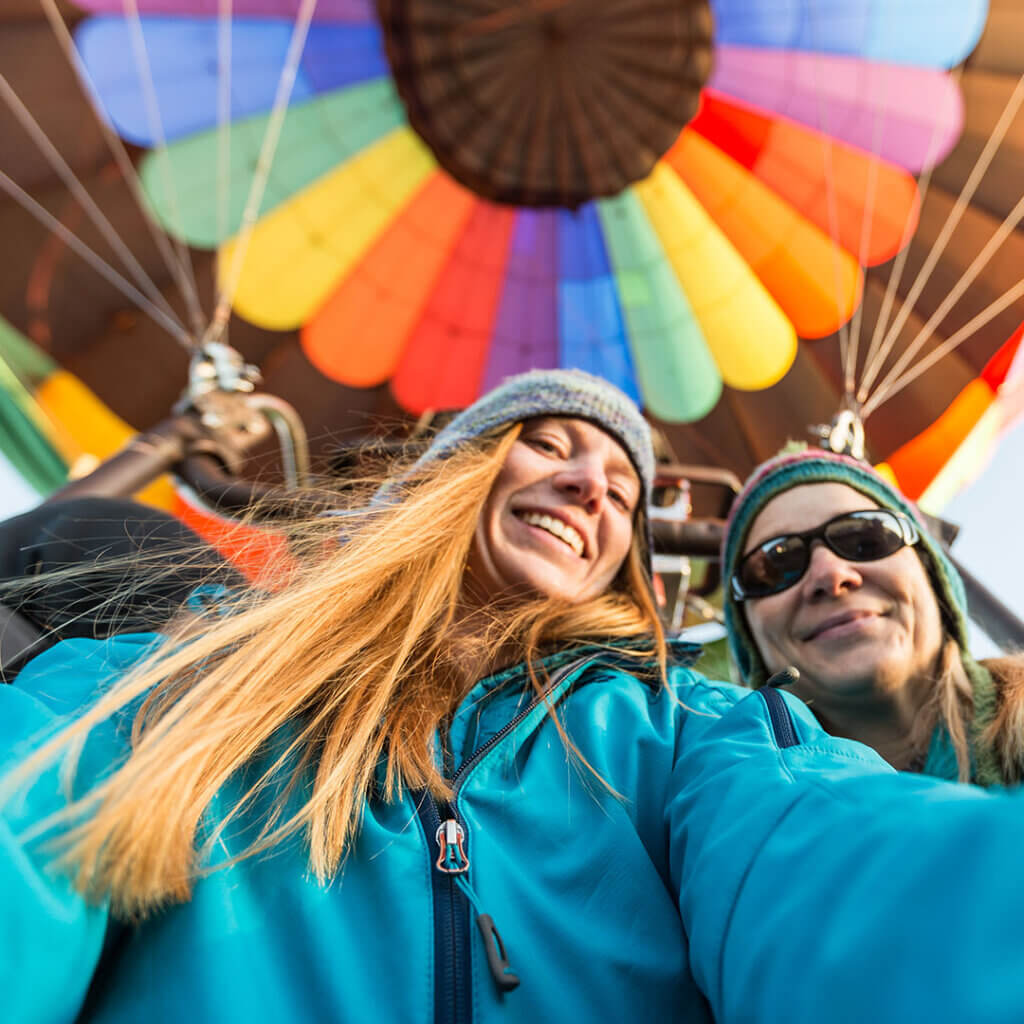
[
  {"xmin": 691, "ymin": 90, "xmax": 920, "ymax": 267},
  {"xmin": 885, "ymin": 378, "xmax": 994, "ymax": 499},
  {"xmin": 173, "ymin": 491, "xmax": 294, "ymax": 590},
  {"xmin": 665, "ymin": 129, "xmax": 863, "ymax": 338},
  {"xmin": 391, "ymin": 203, "xmax": 517, "ymax": 413},
  {"xmin": 303, "ymin": 173, "xmax": 477, "ymax": 387}
]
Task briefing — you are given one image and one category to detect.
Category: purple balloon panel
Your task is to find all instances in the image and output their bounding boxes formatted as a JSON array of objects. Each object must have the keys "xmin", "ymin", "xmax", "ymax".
[
  {"xmin": 711, "ymin": 46, "xmax": 964, "ymax": 172},
  {"xmin": 484, "ymin": 211, "xmax": 559, "ymax": 390}
]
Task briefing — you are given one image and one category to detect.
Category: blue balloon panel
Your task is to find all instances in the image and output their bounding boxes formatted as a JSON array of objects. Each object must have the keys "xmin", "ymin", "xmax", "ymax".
[
  {"xmin": 557, "ymin": 206, "xmax": 639, "ymax": 403},
  {"xmin": 75, "ymin": 16, "xmax": 388, "ymax": 145},
  {"xmin": 711, "ymin": 0, "xmax": 989, "ymax": 68}
]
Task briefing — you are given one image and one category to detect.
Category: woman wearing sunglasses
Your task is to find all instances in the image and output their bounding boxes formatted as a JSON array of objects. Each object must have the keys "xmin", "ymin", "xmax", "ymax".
[{"xmin": 722, "ymin": 445, "xmax": 1024, "ymax": 784}]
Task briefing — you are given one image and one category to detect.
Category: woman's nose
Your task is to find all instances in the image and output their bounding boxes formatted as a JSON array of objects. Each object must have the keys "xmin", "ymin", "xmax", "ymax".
[
  {"xmin": 555, "ymin": 460, "xmax": 608, "ymax": 511},
  {"xmin": 802, "ymin": 541, "xmax": 863, "ymax": 598}
]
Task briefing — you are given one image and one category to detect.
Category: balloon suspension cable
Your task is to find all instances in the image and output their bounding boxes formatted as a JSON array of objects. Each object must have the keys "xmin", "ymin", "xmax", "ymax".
[
  {"xmin": 0, "ymin": 72, "xmax": 185, "ymax": 335},
  {"xmin": 858, "ymin": 154, "xmax": 941, "ymax": 403},
  {"xmin": 204, "ymin": 0, "xmax": 321, "ymax": 348},
  {"xmin": 217, "ymin": 0, "xmax": 234, "ymax": 249},
  {"xmin": 808, "ymin": 37, "xmax": 856, "ymax": 382},
  {"xmin": 121, "ymin": 0, "xmax": 207, "ymax": 341},
  {"xmin": 862, "ymin": 274, "xmax": 1024, "ymax": 420},
  {"xmin": 0, "ymin": 170, "xmax": 192, "ymax": 347},
  {"xmin": 857, "ymin": 69, "xmax": 1024, "ymax": 404},
  {"xmin": 864, "ymin": 189, "xmax": 1024, "ymax": 418},
  {"xmin": 38, "ymin": 0, "xmax": 206, "ymax": 344},
  {"xmin": 843, "ymin": 81, "xmax": 888, "ymax": 397},
  {"xmin": 811, "ymin": 397, "xmax": 867, "ymax": 462},
  {"xmin": 857, "ymin": 67, "xmax": 960, "ymax": 402}
]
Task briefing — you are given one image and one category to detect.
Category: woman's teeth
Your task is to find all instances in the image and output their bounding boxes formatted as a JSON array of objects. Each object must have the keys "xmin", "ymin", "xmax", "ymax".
[{"xmin": 519, "ymin": 511, "xmax": 585, "ymax": 556}]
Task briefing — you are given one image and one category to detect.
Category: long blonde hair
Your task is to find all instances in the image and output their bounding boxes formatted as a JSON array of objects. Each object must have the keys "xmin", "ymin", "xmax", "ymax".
[{"xmin": 15, "ymin": 426, "xmax": 664, "ymax": 918}]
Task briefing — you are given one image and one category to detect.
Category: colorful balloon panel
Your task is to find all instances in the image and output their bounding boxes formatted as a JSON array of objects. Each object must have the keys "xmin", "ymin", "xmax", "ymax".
[
  {"xmin": 663, "ymin": 130, "xmax": 862, "ymax": 340},
  {"xmin": 634, "ymin": 164, "xmax": 797, "ymax": 388},
  {"xmin": 221, "ymin": 127, "xmax": 435, "ymax": 329},
  {"xmin": 0, "ymin": 318, "xmax": 175, "ymax": 509},
  {"xmin": 303, "ymin": 173, "xmax": 476, "ymax": 388},
  {"xmin": 557, "ymin": 206, "xmax": 640, "ymax": 404},
  {"xmin": 710, "ymin": 47, "xmax": 963, "ymax": 172},
  {"xmin": 390, "ymin": 204, "xmax": 518, "ymax": 414},
  {"xmin": 69, "ymin": 0, "xmax": 970, "ymax": 424},
  {"xmin": 77, "ymin": 16, "xmax": 386, "ymax": 145},
  {"xmin": 711, "ymin": 0, "xmax": 987, "ymax": 67},
  {"xmin": 140, "ymin": 79, "xmax": 404, "ymax": 247},
  {"xmin": 596, "ymin": 192, "xmax": 722, "ymax": 423},
  {"xmin": 691, "ymin": 91, "xmax": 920, "ymax": 265},
  {"xmin": 482, "ymin": 212, "xmax": 560, "ymax": 392},
  {"xmin": 173, "ymin": 486, "xmax": 293, "ymax": 589}
]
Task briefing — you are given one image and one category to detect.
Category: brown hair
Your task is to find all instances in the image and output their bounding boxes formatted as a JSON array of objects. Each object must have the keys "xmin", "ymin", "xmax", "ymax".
[
  {"xmin": 902, "ymin": 641, "xmax": 1024, "ymax": 784},
  {"xmin": 12, "ymin": 426, "xmax": 665, "ymax": 919},
  {"xmin": 979, "ymin": 652, "xmax": 1024, "ymax": 783},
  {"xmin": 904, "ymin": 636, "xmax": 974, "ymax": 781}
]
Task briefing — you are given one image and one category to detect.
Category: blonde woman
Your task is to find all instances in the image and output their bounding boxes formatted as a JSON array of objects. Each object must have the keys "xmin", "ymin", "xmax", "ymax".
[{"xmin": 10, "ymin": 370, "xmax": 1024, "ymax": 1024}]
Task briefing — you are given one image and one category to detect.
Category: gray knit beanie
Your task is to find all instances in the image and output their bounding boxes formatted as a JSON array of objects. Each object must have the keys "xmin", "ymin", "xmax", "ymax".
[
  {"xmin": 721, "ymin": 446, "xmax": 970, "ymax": 687},
  {"xmin": 417, "ymin": 368, "xmax": 654, "ymax": 496}
]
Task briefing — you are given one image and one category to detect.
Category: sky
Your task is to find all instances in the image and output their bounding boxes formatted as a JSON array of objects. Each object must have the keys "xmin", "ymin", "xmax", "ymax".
[
  {"xmin": 0, "ymin": 448, "xmax": 44, "ymax": 521},
  {"xmin": 943, "ymin": 418, "xmax": 1024, "ymax": 655}
]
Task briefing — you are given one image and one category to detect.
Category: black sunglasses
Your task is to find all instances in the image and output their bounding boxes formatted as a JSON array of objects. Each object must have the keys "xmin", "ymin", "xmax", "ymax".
[{"xmin": 732, "ymin": 509, "xmax": 920, "ymax": 601}]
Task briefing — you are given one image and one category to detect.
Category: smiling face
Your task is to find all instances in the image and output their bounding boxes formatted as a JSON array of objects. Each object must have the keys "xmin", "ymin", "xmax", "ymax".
[
  {"xmin": 465, "ymin": 417, "xmax": 641, "ymax": 605},
  {"xmin": 742, "ymin": 483, "xmax": 944, "ymax": 714}
]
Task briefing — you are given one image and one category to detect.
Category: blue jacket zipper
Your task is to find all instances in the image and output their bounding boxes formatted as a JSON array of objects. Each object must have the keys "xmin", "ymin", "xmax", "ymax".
[
  {"xmin": 413, "ymin": 653, "xmax": 600, "ymax": 1024},
  {"xmin": 759, "ymin": 687, "xmax": 800, "ymax": 748}
]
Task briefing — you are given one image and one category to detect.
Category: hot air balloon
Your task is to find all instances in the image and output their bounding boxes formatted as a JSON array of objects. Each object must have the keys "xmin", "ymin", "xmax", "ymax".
[
  {"xmin": 1, "ymin": 0, "xmax": 1023, "ymax": 640},
  {"xmin": 61, "ymin": 0, "xmax": 981, "ymax": 428}
]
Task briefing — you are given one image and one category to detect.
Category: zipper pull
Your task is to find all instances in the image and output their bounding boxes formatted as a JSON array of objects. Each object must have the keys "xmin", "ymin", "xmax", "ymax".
[
  {"xmin": 456, "ymin": 874, "xmax": 522, "ymax": 995},
  {"xmin": 767, "ymin": 666, "xmax": 800, "ymax": 688},
  {"xmin": 476, "ymin": 914, "xmax": 520, "ymax": 993},
  {"xmin": 435, "ymin": 819, "xmax": 469, "ymax": 874}
]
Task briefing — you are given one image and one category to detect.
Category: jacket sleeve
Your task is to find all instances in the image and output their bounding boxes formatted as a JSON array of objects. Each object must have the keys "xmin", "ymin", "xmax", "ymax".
[
  {"xmin": 1, "ymin": 635, "xmax": 159, "ymax": 1023},
  {"xmin": 669, "ymin": 686, "xmax": 1024, "ymax": 1024}
]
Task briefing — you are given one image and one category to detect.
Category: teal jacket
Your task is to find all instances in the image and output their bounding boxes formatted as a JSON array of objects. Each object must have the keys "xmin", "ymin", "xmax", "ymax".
[{"xmin": 6, "ymin": 633, "xmax": 1024, "ymax": 1023}]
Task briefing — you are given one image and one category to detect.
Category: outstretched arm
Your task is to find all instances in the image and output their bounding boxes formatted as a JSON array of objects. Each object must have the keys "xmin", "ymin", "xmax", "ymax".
[{"xmin": 670, "ymin": 687, "xmax": 1024, "ymax": 1023}]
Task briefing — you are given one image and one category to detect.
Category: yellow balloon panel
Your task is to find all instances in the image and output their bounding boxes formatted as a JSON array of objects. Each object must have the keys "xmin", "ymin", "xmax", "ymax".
[
  {"xmin": 667, "ymin": 131, "xmax": 863, "ymax": 339},
  {"xmin": 635, "ymin": 164, "xmax": 797, "ymax": 390},
  {"xmin": 221, "ymin": 128, "xmax": 437, "ymax": 330}
]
